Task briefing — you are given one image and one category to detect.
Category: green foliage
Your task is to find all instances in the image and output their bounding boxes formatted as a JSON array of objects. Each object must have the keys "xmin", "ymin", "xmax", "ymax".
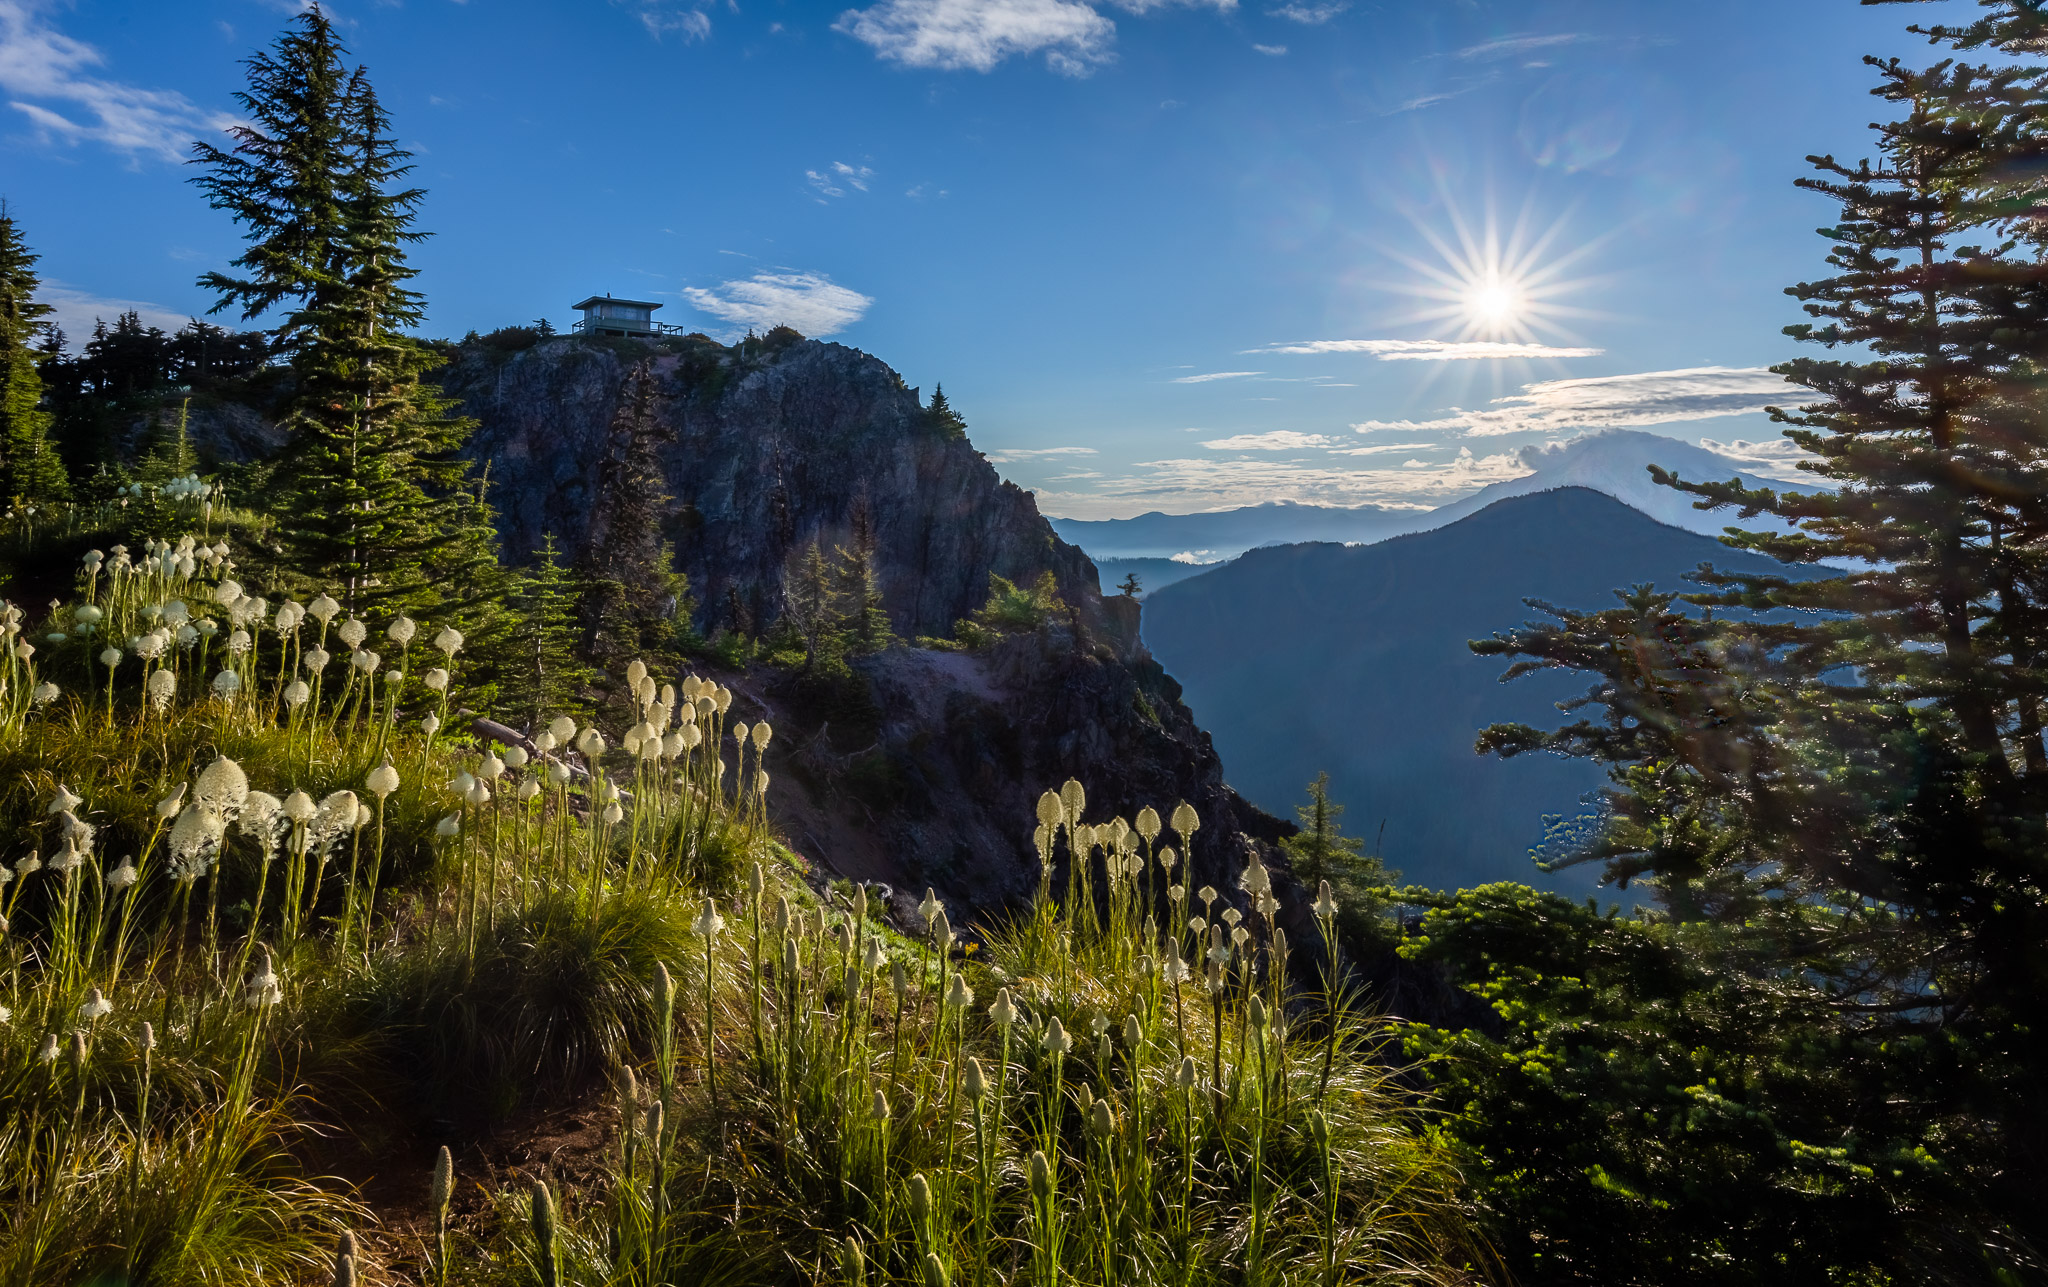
[
  {"xmin": 1279, "ymin": 774, "xmax": 1394, "ymax": 958},
  {"xmin": 923, "ymin": 383, "xmax": 968, "ymax": 441},
  {"xmin": 1397, "ymin": 883, "xmax": 2002, "ymax": 1285},
  {"xmin": 958, "ymin": 571, "xmax": 1063, "ymax": 646},
  {"xmin": 578, "ymin": 364, "xmax": 693, "ymax": 699},
  {"xmin": 500, "ymin": 533, "xmax": 593, "ymax": 729},
  {"xmin": 0, "ymin": 204, "xmax": 70, "ymax": 504}
]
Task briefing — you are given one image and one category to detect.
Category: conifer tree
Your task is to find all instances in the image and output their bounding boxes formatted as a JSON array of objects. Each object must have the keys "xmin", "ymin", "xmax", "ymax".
[
  {"xmin": 196, "ymin": 12, "xmax": 497, "ymax": 617},
  {"xmin": 924, "ymin": 383, "xmax": 967, "ymax": 440},
  {"xmin": 834, "ymin": 497, "xmax": 892, "ymax": 655},
  {"xmin": 1473, "ymin": 6, "xmax": 2048, "ymax": 1252},
  {"xmin": 504, "ymin": 534, "xmax": 592, "ymax": 728},
  {"xmin": 578, "ymin": 364, "xmax": 689, "ymax": 676},
  {"xmin": 0, "ymin": 204, "xmax": 70, "ymax": 503}
]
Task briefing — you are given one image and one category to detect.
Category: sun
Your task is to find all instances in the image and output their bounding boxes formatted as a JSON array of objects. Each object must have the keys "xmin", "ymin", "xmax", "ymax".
[
  {"xmin": 1383, "ymin": 195, "xmax": 1607, "ymax": 347},
  {"xmin": 1462, "ymin": 274, "xmax": 1526, "ymax": 333}
]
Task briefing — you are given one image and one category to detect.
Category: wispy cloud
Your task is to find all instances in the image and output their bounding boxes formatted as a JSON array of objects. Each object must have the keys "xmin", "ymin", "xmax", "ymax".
[
  {"xmin": 834, "ymin": 0, "xmax": 1117, "ymax": 74},
  {"xmin": 1697, "ymin": 436, "xmax": 1817, "ymax": 483},
  {"xmin": 1252, "ymin": 42, "xmax": 1286, "ymax": 55},
  {"xmin": 0, "ymin": 0, "xmax": 237, "ymax": 162},
  {"xmin": 626, "ymin": 0, "xmax": 714, "ymax": 41},
  {"xmin": 37, "ymin": 283, "xmax": 192, "ymax": 343},
  {"xmin": 1172, "ymin": 370, "xmax": 1264, "ymax": 383},
  {"xmin": 1350, "ymin": 367, "xmax": 1793, "ymax": 439},
  {"xmin": 1201, "ymin": 430, "xmax": 1337, "ymax": 451},
  {"xmin": 1330, "ymin": 441, "xmax": 1435, "ymax": 456},
  {"xmin": 807, "ymin": 161, "xmax": 876, "ymax": 198},
  {"xmin": 833, "ymin": 0, "xmax": 1232, "ymax": 74},
  {"xmin": 1454, "ymin": 33, "xmax": 1586, "ymax": 61},
  {"xmin": 984, "ymin": 445, "xmax": 1101, "ymax": 462},
  {"xmin": 1251, "ymin": 338, "xmax": 1603, "ymax": 360},
  {"xmin": 681, "ymin": 271, "xmax": 873, "ymax": 337},
  {"xmin": 1031, "ymin": 447, "xmax": 1529, "ymax": 518},
  {"xmin": 1268, "ymin": 1, "xmax": 1345, "ymax": 24}
]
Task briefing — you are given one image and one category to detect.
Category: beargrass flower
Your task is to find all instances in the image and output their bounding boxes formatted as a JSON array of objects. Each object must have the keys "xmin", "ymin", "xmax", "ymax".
[
  {"xmin": 944, "ymin": 973, "xmax": 973, "ymax": 1009},
  {"xmin": 1222, "ymin": 907, "xmax": 1242, "ymax": 928},
  {"xmin": 156, "ymin": 784, "xmax": 187, "ymax": 819},
  {"xmin": 990, "ymin": 987, "xmax": 1019, "ymax": 1027},
  {"xmin": 31, "ymin": 681, "xmax": 57, "ymax": 705},
  {"xmin": 1029, "ymin": 1150, "xmax": 1054, "ymax": 1200},
  {"xmin": 504, "ymin": 746, "xmax": 528, "ymax": 768},
  {"xmin": 601, "ymin": 802, "xmax": 623, "ymax": 825},
  {"xmin": 577, "ymin": 728, "xmax": 606, "ymax": 757},
  {"xmin": 388, "ymin": 616, "xmax": 416, "ymax": 645},
  {"xmin": 309, "ymin": 595, "xmax": 340, "ymax": 626},
  {"xmin": 36, "ymin": 1033, "xmax": 58, "ymax": 1063},
  {"xmin": 350, "ymin": 649, "xmax": 378, "ymax": 673},
  {"xmin": 1176, "ymin": 1055, "xmax": 1198, "ymax": 1088},
  {"xmin": 478, "ymin": 753, "xmax": 504, "ymax": 781},
  {"xmin": 422, "ymin": 668, "xmax": 449, "ymax": 693},
  {"xmin": 695, "ymin": 898, "xmax": 725, "ymax": 939},
  {"xmin": 79, "ymin": 988, "xmax": 112, "ymax": 1020},
  {"xmin": 228, "ymin": 629, "xmax": 251, "ymax": 655},
  {"xmin": 1313, "ymin": 879, "xmax": 1338, "ymax": 919},
  {"xmin": 435, "ymin": 815, "xmax": 460, "ymax": 838},
  {"xmin": 964, "ymin": 1056, "xmax": 987, "ymax": 1099},
  {"xmin": 464, "ymin": 781, "xmax": 490, "ymax": 807},
  {"xmin": 1123, "ymin": 1014, "xmax": 1144, "ymax": 1051},
  {"xmin": 284, "ymin": 680, "xmax": 310, "ymax": 708},
  {"xmin": 99, "ymin": 646, "xmax": 122, "ymax": 669},
  {"xmin": 1042, "ymin": 1016, "xmax": 1072, "ymax": 1056},
  {"xmin": 433, "ymin": 626, "xmax": 463, "ymax": 656},
  {"xmin": 303, "ymin": 648, "xmax": 330, "ymax": 673},
  {"xmin": 546, "ymin": 762, "xmax": 570, "ymax": 786},
  {"xmin": 871, "ymin": 1089, "xmax": 890, "ymax": 1122},
  {"xmin": 212, "ymin": 670, "xmax": 242, "ymax": 697},
  {"xmin": 48, "ymin": 784, "xmax": 81, "ymax": 815},
  {"xmin": 106, "ymin": 859, "xmax": 138, "ymax": 891},
  {"xmin": 245, "ymin": 946, "xmax": 281, "ymax": 1008},
  {"xmin": 366, "ymin": 762, "xmax": 400, "ymax": 799},
  {"xmin": 421, "ymin": 714, "xmax": 441, "ymax": 736},
  {"xmin": 195, "ymin": 756, "xmax": 249, "ymax": 813}
]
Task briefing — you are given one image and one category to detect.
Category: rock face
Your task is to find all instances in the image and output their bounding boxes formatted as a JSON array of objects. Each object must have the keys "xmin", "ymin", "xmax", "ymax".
[
  {"xmin": 439, "ymin": 332, "xmax": 1283, "ymax": 914},
  {"xmin": 440, "ymin": 334, "xmax": 1124, "ymax": 649}
]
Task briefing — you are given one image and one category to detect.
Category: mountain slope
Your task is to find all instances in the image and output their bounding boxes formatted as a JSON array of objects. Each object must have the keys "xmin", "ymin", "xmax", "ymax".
[
  {"xmin": 1139, "ymin": 487, "xmax": 1815, "ymax": 893},
  {"xmin": 1044, "ymin": 431, "xmax": 1817, "ymax": 567},
  {"xmin": 1049, "ymin": 500, "xmax": 1414, "ymax": 561},
  {"xmin": 1412, "ymin": 430, "xmax": 1817, "ymax": 540}
]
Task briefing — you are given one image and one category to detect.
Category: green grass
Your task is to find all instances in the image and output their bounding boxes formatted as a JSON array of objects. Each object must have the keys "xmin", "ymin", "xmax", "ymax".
[{"xmin": 0, "ymin": 513, "xmax": 1494, "ymax": 1286}]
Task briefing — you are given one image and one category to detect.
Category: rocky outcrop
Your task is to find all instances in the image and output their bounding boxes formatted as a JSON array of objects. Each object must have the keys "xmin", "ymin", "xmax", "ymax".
[
  {"xmin": 438, "ymin": 332, "xmax": 1282, "ymax": 917},
  {"xmin": 440, "ymin": 334, "xmax": 1129, "ymax": 652}
]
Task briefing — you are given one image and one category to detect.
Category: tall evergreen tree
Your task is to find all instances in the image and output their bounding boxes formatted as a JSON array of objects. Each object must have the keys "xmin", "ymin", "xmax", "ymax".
[
  {"xmin": 1472, "ymin": 6, "xmax": 2048, "ymax": 1262},
  {"xmin": 578, "ymin": 364, "xmax": 689, "ymax": 677},
  {"xmin": 834, "ymin": 497, "xmax": 892, "ymax": 655},
  {"xmin": 0, "ymin": 204, "xmax": 70, "ymax": 503},
  {"xmin": 924, "ymin": 383, "xmax": 967, "ymax": 440},
  {"xmin": 196, "ymin": 12, "xmax": 497, "ymax": 617},
  {"xmin": 503, "ymin": 534, "xmax": 593, "ymax": 729}
]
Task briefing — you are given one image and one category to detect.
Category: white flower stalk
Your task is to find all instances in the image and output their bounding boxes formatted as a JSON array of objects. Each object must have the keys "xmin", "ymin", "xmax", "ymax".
[
  {"xmin": 211, "ymin": 670, "xmax": 242, "ymax": 697},
  {"xmin": 547, "ymin": 762, "xmax": 571, "ymax": 786},
  {"xmin": 518, "ymin": 780, "xmax": 540, "ymax": 802},
  {"xmin": 227, "ymin": 629, "xmax": 251, "ymax": 656},
  {"xmin": 730, "ymin": 720, "xmax": 748, "ymax": 749},
  {"xmin": 168, "ymin": 807, "xmax": 225, "ymax": 882},
  {"xmin": 245, "ymin": 945, "xmax": 281, "ymax": 1007},
  {"xmin": 1314, "ymin": 879, "xmax": 1338, "ymax": 919},
  {"xmin": 1060, "ymin": 779, "xmax": 1086, "ymax": 828},
  {"xmin": 990, "ymin": 987, "xmax": 1019, "ymax": 1027},
  {"xmin": 1171, "ymin": 800, "xmax": 1200, "ymax": 839},
  {"xmin": 504, "ymin": 746, "xmax": 529, "ymax": 768},
  {"xmin": 433, "ymin": 626, "xmax": 463, "ymax": 657},
  {"xmin": 338, "ymin": 617, "xmax": 368, "ymax": 650},
  {"xmin": 919, "ymin": 887, "xmax": 943, "ymax": 927},
  {"xmin": 1041, "ymin": 1016, "xmax": 1072, "ymax": 1056},
  {"xmin": 49, "ymin": 784, "xmax": 82, "ymax": 815},
  {"xmin": 477, "ymin": 753, "xmax": 505, "ymax": 781},
  {"xmin": 1090, "ymin": 1099, "xmax": 1115, "ymax": 1136},
  {"xmin": 99, "ymin": 646, "xmax": 122, "ymax": 669},
  {"xmin": 303, "ymin": 648, "xmax": 330, "ymax": 674},
  {"xmin": 421, "ymin": 714, "xmax": 441, "ymax": 736},
  {"xmin": 105, "ymin": 859, "xmax": 139, "ymax": 891},
  {"xmin": 695, "ymin": 898, "xmax": 726, "ymax": 939},
  {"xmin": 464, "ymin": 781, "xmax": 491, "ymax": 807},
  {"xmin": 32, "ymin": 681, "xmax": 58, "ymax": 705},
  {"xmin": 601, "ymin": 802, "xmax": 623, "ymax": 825},
  {"xmin": 944, "ymin": 972, "xmax": 974, "ymax": 1009},
  {"xmin": 423, "ymin": 668, "xmax": 449, "ymax": 692},
  {"xmin": 1163, "ymin": 940, "xmax": 1190, "ymax": 985},
  {"xmin": 350, "ymin": 649, "xmax": 379, "ymax": 673},
  {"xmin": 1222, "ymin": 907, "xmax": 1242, "ymax": 928},
  {"xmin": 79, "ymin": 987, "xmax": 112, "ymax": 1020},
  {"xmin": 309, "ymin": 594, "xmax": 340, "ymax": 627},
  {"xmin": 626, "ymin": 658, "xmax": 648, "ymax": 690},
  {"xmin": 871, "ymin": 1089, "xmax": 890, "ymax": 1122},
  {"xmin": 1123, "ymin": 1013, "xmax": 1144, "ymax": 1051},
  {"xmin": 388, "ymin": 616, "xmax": 416, "ymax": 646},
  {"xmin": 366, "ymin": 762, "xmax": 400, "ymax": 799},
  {"xmin": 549, "ymin": 715, "xmax": 576, "ymax": 743},
  {"xmin": 751, "ymin": 721, "xmax": 772, "ymax": 751},
  {"xmin": 156, "ymin": 784, "xmax": 188, "ymax": 819},
  {"xmin": 1176, "ymin": 1055, "xmax": 1198, "ymax": 1089},
  {"xmin": 284, "ymin": 680, "xmax": 311, "ymax": 708},
  {"xmin": 435, "ymin": 815, "xmax": 460, "ymax": 838},
  {"xmin": 195, "ymin": 756, "xmax": 250, "ymax": 814},
  {"xmin": 36, "ymin": 1033, "xmax": 58, "ymax": 1063},
  {"xmin": 1136, "ymin": 806, "xmax": 1161, "ymax": 842},
  {"xmin": 533, "ymin": 730, "xmax": 557, "ymax": 753}
]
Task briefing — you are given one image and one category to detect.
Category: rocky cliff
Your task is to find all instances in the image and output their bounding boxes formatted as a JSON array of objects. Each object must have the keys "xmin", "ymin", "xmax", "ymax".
[{"xmin": 438, "ymin": 331, "xmax": 1285, "ymax": 915}]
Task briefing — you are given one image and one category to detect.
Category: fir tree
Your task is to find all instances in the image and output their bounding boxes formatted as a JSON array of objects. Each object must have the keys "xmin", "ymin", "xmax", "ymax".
[
  {"xmin": 834, "ymin": 496, "xmax": 892, "ymax": 655},
  {"xmin": 0, "ymin": 204, "xmax": 70, "ymax": 503},
  {"xmin": 503, "ymin": 534, "xmax": 592, "ymax": 728},
  {"xmin": 1117, "ymin": 571, "xmax": 1141, "ymax": 598},
  {"xmin": 578, "ymin": 364, "xmax": 689, "ymax": 676},
  {"xmin": 197, "ymin": 13, "xmax": 496, "ymax": 617},
  {"xmin": 781, "ymin": 539, "xmax": 842, "ymax": 670},
  {"xmin": 1472, "ymin": 8, "xmax": 2048, "ymax": 1259},
  {"xmin": 924, "ymin": 383, "xmax": 967, "ymax": 440}
]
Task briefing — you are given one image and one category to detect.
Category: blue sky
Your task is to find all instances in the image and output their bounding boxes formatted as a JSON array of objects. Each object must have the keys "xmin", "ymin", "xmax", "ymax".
[{"xmin": 0, "ymin": 0, "xmax": 1968, "ymax": 517}]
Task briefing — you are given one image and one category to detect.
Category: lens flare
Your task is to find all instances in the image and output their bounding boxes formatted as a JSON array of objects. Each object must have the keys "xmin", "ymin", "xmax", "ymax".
[{"xmin": 1385, "ymin": 194, "xmax": 1609, "ymax": 347}]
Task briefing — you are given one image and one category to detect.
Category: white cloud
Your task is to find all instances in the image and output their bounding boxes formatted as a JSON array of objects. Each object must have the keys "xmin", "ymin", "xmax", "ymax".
[
  {"xmin": 1459, "ymin": 366, "xmax": 1793, "ymax": 436},
  {"xmin": 1344, "ymin": 367, "xmax": 1791, "ymax": 439},
  {"xmin": 630, "ymin": 1, "xmax": 714, "ymax": 40},
  {"xmin": 1331, "ymin": 441, "xmax": 1435, "ymax": 456},
  {"xmin": 984, "ymin": 445, "xmax": 1100, "ymax": 462},
  {"xmin": 1252, "ymin": 42, "xmax": 1286, "ymax": 55},
  {"xmin": 1696, "ymin": 436, "xmax": 1818, "ymax": 483},
  {"xmin": 1252, "ymin": 338, "xmax": 1603, "ymax": 360},
  {"xmin": 1031, "ymin": 447, "xmax": 1529, "ymax": 518},
  {"xmin": 1455, "ymin": 33, "xmax": 1586, "ymax": 61},
  {"xmin": 1201, "ymin": 430, "xmax": 1337, "ymax": 451},
  {"xmin": 1172, "ymin": 370, "xmax": 1264, "ymax": 383},
  {"xmin": 1169, "ymin": 550, "xmax": 1219, "ymax": 564},
  {"xmin": 681, "ymin": 271, "xmax": 873, "ymax": 337},
  {"xmin": 807, "ymin": 162, "xmax": 874, "ymax": 198},
  {"xmin": 1268, "ymin": 1, "xmax": 1345, "ymax": 23},
  {"xmin": 833, "ymin": 0, "xmax": 1117, "ymax": 74},
  {"xmin": 38, "ymin": 283, "xmax": 192, "ymax": 343},
  {"xmin": 0, "ymin": 0, "xmax": 238, "ymax": 161}
]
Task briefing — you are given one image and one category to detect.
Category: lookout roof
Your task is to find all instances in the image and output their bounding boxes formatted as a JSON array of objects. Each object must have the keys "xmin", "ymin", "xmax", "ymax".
[{"xmin": 571, "ymin": 295, "xmax": 662, "ymax": 311}]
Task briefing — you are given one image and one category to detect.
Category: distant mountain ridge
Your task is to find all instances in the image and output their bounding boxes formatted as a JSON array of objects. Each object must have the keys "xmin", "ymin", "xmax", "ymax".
[
  {"xmin": 1138, "ymin": 486, "xmax": 1824, "ymax": 894},
  {"xmin": 1047, "ymin": 431, "xmax": 1817, "ymax": 567}
]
